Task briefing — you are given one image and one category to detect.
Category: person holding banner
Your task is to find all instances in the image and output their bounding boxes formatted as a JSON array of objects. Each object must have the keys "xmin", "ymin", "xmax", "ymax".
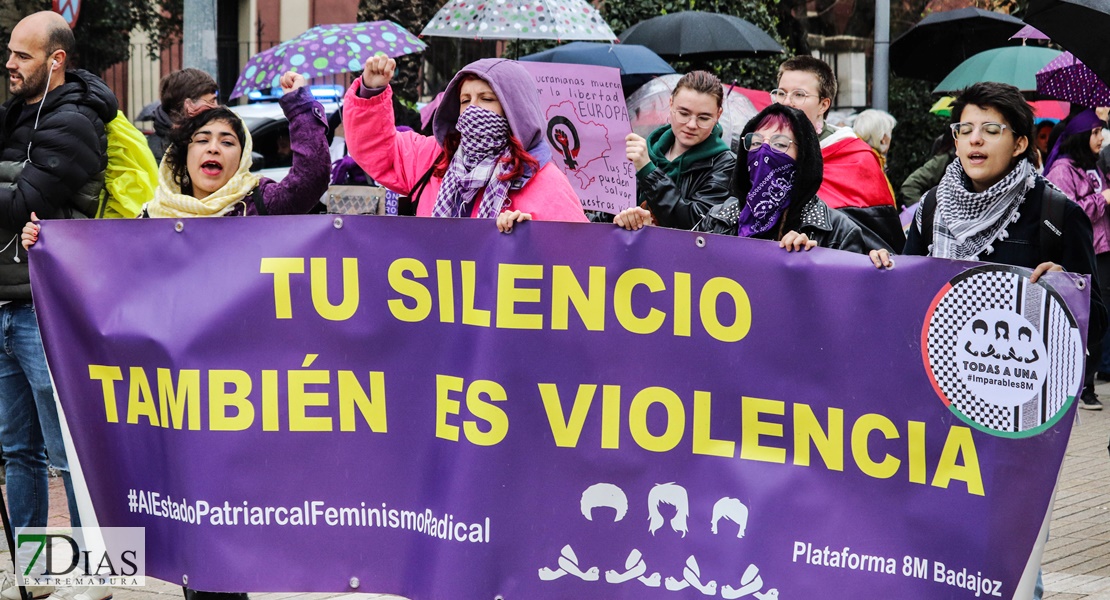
[
  {"xmin": 21, "ymin": 72, "xmax": 326, "ymax": 600},
  {"xmin": 343, "ymin": 56, "xmax": 587, "ymax": 231},
  {"xmin": 604, "ymin": 102, "xmax": 863, "ymax": 251},
  {"xmin": 612, "ymin": 70, "xmax": 736, "ymax": 230},
  {"xmin": 869, "ymin": 82, "xmax": 1107, "ymax": 403},
  {"xmin": 136, "ymin": 71, "xmax": 329, "ymax": 219},
  {"xmin": 868, "ymin": 79, "xmax": 1109, "ymax": 600}
]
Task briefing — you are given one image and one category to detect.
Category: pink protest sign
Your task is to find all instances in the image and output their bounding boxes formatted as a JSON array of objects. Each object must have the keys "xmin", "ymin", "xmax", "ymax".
[{"xmin": 521, "ymin": 62, "xmax": 635, "ymax": 215}]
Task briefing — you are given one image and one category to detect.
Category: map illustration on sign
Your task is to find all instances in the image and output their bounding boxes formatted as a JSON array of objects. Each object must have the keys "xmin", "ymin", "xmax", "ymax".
[{"xmin": 521, "ymin": 62, "xmax": 635, "ymax": 215}]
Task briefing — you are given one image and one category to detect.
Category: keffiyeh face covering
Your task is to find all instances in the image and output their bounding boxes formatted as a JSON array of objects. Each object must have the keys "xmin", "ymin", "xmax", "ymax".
[
  {"xmin": 736, "ymin": 145, "xmax": 797, "ymax": 238},
  {"xmin": 433, "ymin": 104, "xmax": 515, "ymax": 219}
]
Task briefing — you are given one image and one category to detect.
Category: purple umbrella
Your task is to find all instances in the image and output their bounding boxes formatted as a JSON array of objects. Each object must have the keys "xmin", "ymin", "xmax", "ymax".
[
  {"xmin": 231, "ymin": 21, "xmax": 426, "ymax": 99},
  {"xmin": 1010, "ymin": 24, "xmax": 1049, "ymax": 40},
  {"xmin": 1036, "ymin": 51, "xmax": 1110, "ymax": 108}
]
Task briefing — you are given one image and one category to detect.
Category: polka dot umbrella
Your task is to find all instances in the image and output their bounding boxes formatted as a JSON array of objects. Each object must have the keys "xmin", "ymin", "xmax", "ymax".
[
  {"xmin": 1035, "ymin": 52, "xmax": 1110, "ymax": 109},
  {"xmin": 230, "ymin": 21, "xmax": 426, "ymax": 100},
  {"xmin": 421, "ymin": 0, "xmax": 617, "ymax": 41}
]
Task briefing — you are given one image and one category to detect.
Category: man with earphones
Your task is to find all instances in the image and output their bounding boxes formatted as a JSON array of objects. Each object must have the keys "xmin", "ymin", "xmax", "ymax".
[{"xmin": 0, "ymin": 10, "xmax": 118, "ymax": 600}]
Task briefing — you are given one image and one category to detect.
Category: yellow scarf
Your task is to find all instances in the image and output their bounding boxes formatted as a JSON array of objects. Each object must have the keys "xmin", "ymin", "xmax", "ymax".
[{"xmin": 146, "ymin": 129, "xmax": 261, "ymax": 218}]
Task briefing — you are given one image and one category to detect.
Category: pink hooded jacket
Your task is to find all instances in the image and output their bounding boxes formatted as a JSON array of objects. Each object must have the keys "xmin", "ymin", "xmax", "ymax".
[
  {"xmin": 1045, "ymin": 156, "xmax": 1110, "ymax": 254},
  {"xmin": 343, "ymin": 59, "xmax": 587, "ymax": 222}
]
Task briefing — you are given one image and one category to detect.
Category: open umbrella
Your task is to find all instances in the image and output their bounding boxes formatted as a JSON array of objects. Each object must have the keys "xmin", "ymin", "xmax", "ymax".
[
  {"xmin": 933, "ymin": 46, "xmax": 1061, "ymax": 96},
  {"xmin": 1036, "ymin": 52, "xmax": 1110, "ymax": 108},
  {"xmin": 520, "ymin": 42, "xmax": 674, "ymax": 92},
  {"xmin": 1026, "ymin": 0, "xmax": 1110, "ymax": 87},
  {"xmin": 725, "ymin": 85, "xmax": 772, "ymax": 112},
  {"xmin": 619, "ymin": 11, "xmax": 784, "ymax": 62},
  {"xmin": 626, "ymin": 74, "xmax": 758, "ymax": 150},
  {"xmin": 231, "ymin": 21, "xmax": 424, "ymax": 99},
  {"xmin": 1010, "ymin": 24, "xmax": 1049, "ymax": 40},
  {"xmin": 421, "ymin": 0, "xmax": 617, "ymax": 41},
  {"xmin": 890, "ymin": 8, "xmax": 1026, "ymax": 82},
  {"xmin": 929, "ymin": 96, "xmax": 1068, "ymax": 120}
]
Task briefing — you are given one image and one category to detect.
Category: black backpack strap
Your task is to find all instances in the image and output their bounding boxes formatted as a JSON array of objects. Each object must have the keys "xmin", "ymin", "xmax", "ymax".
[
  {"xmin": 400, "ymin": 151, "xmax": 444, "ymax": 216},
  {"xmin": 919, "ymin": 187, "xmax": 938, "ymax": 245},
  {"xmin": 1038, "ymin": 182, "xmax": 1066, "ymax": 263},
  {"xmin": 250, "ymin": 185, "xmax": 266, "ymax": 216}
]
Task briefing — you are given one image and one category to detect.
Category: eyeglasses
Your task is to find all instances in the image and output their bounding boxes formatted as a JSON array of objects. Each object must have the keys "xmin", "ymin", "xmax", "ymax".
[
  {"xmin": 950, "ymin": 122, "xmax": 1010, "ymax": 140},
  {"xmin": 671, "ymin": 107, "xmax": 716, "ymax": 129},
  {"xmin": 743, "ymin": 132, "xmax": 796, "ymax": 153},
  {"xmin": 770, "ymin": 88, "xmax": 819, "ymax": 105}
]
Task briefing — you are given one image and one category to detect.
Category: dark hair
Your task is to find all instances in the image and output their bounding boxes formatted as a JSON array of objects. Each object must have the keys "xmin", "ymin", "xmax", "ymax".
[
  {"xmin": 951, "ymin": 82, "xmax": 1035, "ymax": 163},
  {"xmin": 672, "ymin": 70, "xmax": 724, "ymax": 109},
  {"xmin": 930, "ymin": 132, "xmax": 956, "ymax": 157},
  {"xmin": 1059, "ymin": 127, "xmax": 1099, "ymax": 170},
  {"xmin": 160, "ymin": 68, "xmax": 219, "ymax": 119},
  {"xmin": 995, "ymin": 320, "xmax": 1010, "ymax": 340},
  {"xmin": 732, "ymin": 103, "xmax": 823, "ymax": 235},
  {"xmin": 164, "ymin": 106, "xmax": 247, "ymax": 193},
  {"xmin": 778, "ymin": 55, "xmax": 837, "ymax": 113},
  {"xmin": 44, "ymin": 20, "xmax": 74, "ymax": 64}
]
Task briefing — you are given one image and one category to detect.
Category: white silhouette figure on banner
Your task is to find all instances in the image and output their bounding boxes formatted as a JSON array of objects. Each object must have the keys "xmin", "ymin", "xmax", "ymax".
[
  {"xmin": 538, "ymin": 545, "xmax": 600, "ymax": 582},
  {"xmin": 754, "ymin": 589, "xmax": 780, "ymax": 600},
  {"xmin": 648, "ymin": 482, "xmax": 689, "ymax": 537},
  {"xmin": 663, "ymin": 555, "xmax": 717, "ymax": 595},
  {"xmin": 711, "ymin": 497, "xmax": 750, "ymax": 538},
  {"xmin": 604, "ymin": 548, "xmax": 661, "ymax": 587},
  {"xmin": 722, "ymin": 563, "xmax": 767, "ymax": 598},
  {"xmin": 581, "ymin": 482, "xmax": 628, "ymax": 522}
]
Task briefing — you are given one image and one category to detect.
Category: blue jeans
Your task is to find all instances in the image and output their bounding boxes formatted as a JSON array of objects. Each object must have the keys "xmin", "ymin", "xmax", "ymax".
[{"xmin": 0, "ymin": 303, "xmax": 78, "ymax": 530}]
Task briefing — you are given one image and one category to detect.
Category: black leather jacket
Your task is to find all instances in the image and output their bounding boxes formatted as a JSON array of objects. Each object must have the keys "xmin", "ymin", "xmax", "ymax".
[
  {"xmin": 638, "ymin": 149, "xmax": 736, "ymax": 229},
  {"xmin": 694, "ymin": 194, "xmax": 866, "ymax": 254}
]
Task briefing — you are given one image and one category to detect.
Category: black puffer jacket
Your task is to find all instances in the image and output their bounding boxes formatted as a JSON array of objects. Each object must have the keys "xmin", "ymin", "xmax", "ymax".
[
  {"xmin": 695, "ymin": 194, "xmax": 865, "ymax": 253},
  {"xmin": 637, "ymin": 149, "xmax": 736, "ymax": 229},
  {"xmin": 0, "ymin": 69, "xmax": 117, "ymax": 299}
]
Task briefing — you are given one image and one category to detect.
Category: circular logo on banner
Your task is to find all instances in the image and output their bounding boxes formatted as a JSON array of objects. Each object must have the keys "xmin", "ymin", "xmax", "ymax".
[{"xmin": 922, "ymin": 265, "xmax": 1085, "ymax": 437}]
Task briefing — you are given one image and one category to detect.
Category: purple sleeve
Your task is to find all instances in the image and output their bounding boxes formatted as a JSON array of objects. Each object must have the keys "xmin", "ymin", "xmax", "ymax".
[
  {"xmin": 1046, "ymin": 161, "xmax": 1106, "ymax": 225},
  {"xmin": 356, "ymin": 80, "xmax": 387, "ymax": 99},
  {"xmin": 248, "ymin": 86, "xmax": 331, "ymax": 215}
]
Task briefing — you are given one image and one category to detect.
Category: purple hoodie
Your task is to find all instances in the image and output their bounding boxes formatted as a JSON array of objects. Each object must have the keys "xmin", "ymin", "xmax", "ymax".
[{"xmin": 431, "ymin": 58, "xmax": 551, "ymax": 166}]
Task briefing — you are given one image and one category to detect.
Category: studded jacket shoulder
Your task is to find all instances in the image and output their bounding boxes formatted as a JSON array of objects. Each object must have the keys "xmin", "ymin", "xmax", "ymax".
[{"xmin": 694, "ymin": 194, "xmax": 866, "ymax": 254}]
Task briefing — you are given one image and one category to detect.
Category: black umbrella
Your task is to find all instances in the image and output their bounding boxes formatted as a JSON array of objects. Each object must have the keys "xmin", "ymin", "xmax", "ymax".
[
  {"xmin": 890, "ymin": 8, "xmax": 1026, "ymax": 82},
  {"xmin": 1025, "ymin": 0, "xmax": 1110, "ymax": 87},
  {"xmin": 618, "ymin": 11, "xmax": 784, "ymax": 62},
  {"xmin": 520, "ymin": 42, "xmax": 676, "ymax": 93}
]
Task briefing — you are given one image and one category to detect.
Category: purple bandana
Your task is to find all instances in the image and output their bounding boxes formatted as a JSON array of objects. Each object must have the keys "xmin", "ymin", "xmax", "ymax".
[
  {"xmin": 433, "ymin": 105, "xmax": 515, "ymax": 219},
  {"xmin": 737, "ymin": 145, "xmax": 797, "ymax": 238}
]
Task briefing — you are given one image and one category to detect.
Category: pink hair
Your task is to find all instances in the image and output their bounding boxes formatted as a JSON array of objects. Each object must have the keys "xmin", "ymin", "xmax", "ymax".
[{"xmin": 753, "ymin": 112, "xmax": 793, "ymax": 134}]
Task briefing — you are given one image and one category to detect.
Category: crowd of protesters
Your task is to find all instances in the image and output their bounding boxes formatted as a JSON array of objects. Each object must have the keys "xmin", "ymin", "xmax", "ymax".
[{"xmin": 2, "ymin": 8, "xmax": 1110, "ymax": 600}]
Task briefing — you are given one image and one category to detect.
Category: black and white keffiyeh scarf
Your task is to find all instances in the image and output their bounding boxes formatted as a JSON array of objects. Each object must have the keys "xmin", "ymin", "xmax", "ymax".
[
  {"xmin": 927, "ymin": 158, "xmax": 1036, "ymax": 260},
  {"xmin": 433, "ymin": 105, "xmax": 514, "ymax": 219}
]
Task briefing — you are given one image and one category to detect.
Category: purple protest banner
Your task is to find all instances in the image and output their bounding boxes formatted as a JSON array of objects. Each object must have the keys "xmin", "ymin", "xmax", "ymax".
[
  {"xmin": 521, "ymin": 62, "xmax": 635, "ymax": 215},
  {"xmin": 29, "ymin": 216, "xmax": 1088, "ymax": 599}
]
